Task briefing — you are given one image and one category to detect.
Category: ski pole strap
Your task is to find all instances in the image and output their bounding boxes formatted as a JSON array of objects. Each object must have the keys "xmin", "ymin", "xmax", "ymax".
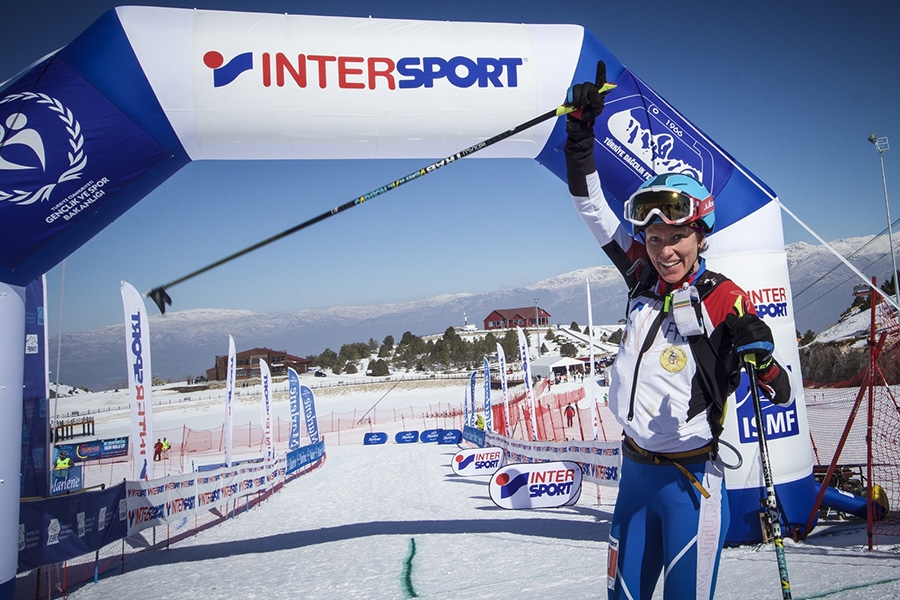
[{"xmin": 622, "ymin": 436, "xmax": 713, "ymax": 499}]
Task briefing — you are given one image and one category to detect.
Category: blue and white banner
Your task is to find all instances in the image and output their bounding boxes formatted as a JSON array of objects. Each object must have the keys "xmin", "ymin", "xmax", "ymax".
[
  {"xmin": 489, "ymin": 461, "xmax": 582, "ymax": 510},
  {"xmin": 497, "ymin": 342, "xmax": 510, "ymax": 434},
  {"xmin": 288, "ymin": 368, "xmax": 302, "ymax": 450},
  {"xmin": 21, "ymin": 276, "xmax": 49, "ymax": 498},
  {"xmin": 586, "ymin": 277, "xmax": 599, "ymax": 440},
  {"xmin": 363, "ymin": 432, "xmax": 388, "ymax": 445},
  {"xmin": 300, "ymin": 384, "xmax": 320, "ymax": 445},
  {"xmin": 483, "ymin": 356, "xmax": 492, "ymax": 433},
  {"xmin": 121, "ymin": 281, "xmax": 153, "ymax": 481},
  {"xmin": 395, "ymin": 431, "xmax": 419, "ymax": 444},
  {"xmin": 451, "ymin": 447, "xmax": 506, "ymax": 477},
  {"xmin": 469, "ymin": 371, "xmax": 477, "ymax": 428},
  {"xmin": 438, "ymin": 430, "xmax": 462, "ymax": 445},
  {"xmin": 54, "ymin": 437, "xmax": 128, "ymax": 463},
  {"xmin": 127, "ymin": 457, "xmax": 287, "ymax": 536},
  {"xmin": 49, "ymin": 464, "xmax": 83, "ymax": 496},
  {"xmin": 18, "ymin": 481, "xmax": 127, "ymax": 571},
  {"xmin": 259, "ymin": 359, "xmax": 274, "ymax": 461},
  {"xmin": 224, "ymin": 335, "xmax": 236, "ymax": 467},
  {"xmin": 516, "ymin": 327, "xmax": 537, "ymax": 441},
  {"xmin": 286, "ymin": 440, "xmax": 325, "ymax": 475},
  {"xmin": 484, "ymin": 431, "xmax": 620, "ymax": 487}
]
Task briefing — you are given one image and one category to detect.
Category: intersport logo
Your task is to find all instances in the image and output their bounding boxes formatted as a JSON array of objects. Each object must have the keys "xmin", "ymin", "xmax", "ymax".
[{"xmin": 202, "ymin": 50, "xmax": 523, "ymax": 90}]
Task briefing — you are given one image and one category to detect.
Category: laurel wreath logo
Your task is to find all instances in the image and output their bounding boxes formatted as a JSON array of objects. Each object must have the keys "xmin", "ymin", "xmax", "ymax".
[{"xmin": 0, "ymin": 92, "xmax": 87, "ymax": 206}]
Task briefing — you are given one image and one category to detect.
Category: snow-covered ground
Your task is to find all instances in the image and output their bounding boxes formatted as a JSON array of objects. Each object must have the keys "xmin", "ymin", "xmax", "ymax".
[{"xmin": 54, "ymin": 376, "xmax": 900, "ymax": 599}]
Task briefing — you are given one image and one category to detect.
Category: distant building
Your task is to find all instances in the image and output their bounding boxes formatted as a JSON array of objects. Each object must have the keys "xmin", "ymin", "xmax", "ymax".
[
  {"xmin": 206, "ymin": 347, "xmax": 310, "ymax": 381},
  {"xmin": 483, "ymin": 307, "xmax": 551, "ymax": 331}
]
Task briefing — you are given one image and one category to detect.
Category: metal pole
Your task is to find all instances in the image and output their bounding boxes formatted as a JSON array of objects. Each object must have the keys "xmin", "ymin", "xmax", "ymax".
[
  {"xmin": 869, "ymin": 134, "xmax": 899, "ymax": 308},
  {"xmin": 878, "ymin": 150, "xmax": 900, "ymax": 308}
]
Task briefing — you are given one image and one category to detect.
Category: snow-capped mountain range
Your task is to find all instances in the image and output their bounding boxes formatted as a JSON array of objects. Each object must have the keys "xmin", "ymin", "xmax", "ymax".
[{"xmin": 53, "ymin": 234, "xmax": 899, "ymax": 391}]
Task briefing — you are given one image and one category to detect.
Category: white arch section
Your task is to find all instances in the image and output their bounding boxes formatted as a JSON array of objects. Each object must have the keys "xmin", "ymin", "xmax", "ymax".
[{"xmin": 122, "ymin": 7, "xmax": 584, "ymax": 161}]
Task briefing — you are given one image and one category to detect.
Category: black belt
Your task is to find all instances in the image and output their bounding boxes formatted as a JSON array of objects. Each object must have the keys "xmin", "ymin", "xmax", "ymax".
[{"xmin": 623, "ymin": 436, "xmax": 714, "ymax": 498}]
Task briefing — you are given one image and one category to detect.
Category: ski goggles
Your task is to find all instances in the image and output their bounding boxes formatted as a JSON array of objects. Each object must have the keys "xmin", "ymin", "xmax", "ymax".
[{"xmin": 624, "ymin": 189, "xmax": 707, "ymax": 227}]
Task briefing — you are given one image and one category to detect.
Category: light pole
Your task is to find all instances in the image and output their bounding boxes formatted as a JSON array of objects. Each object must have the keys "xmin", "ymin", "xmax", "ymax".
[
  {"xmin": 868, "ymin": 133, "xmax": 900, "ymax": 309},
  {"xmin": 533, "ymin": 298, "xmax": 540, "ymax": 356}
]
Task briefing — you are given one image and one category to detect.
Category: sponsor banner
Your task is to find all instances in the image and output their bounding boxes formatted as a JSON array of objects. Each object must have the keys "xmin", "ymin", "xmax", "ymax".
[
  {"xmin": 286, "ymin": 440, "xmax": 326, "ymax": 475},
  {"xmin": 489, "ymin": 461, "xmax": 582, "ymax": 509},
  {"xmin": 463, "ymin": 425, "xmax": 485, "ymax": 448},
  {"xmin": 260, "ymin": 359, "xmax": 274, "ymax": 460},
  {"xmin": 497, "ymin": 343, "xmax": 510, "ymax": 434},
  {"xmin": 483, "ymin": 357, "xmax": 492, "ymax": 433},
  {"xmin": 224, "ymin": 335, "xmax": 235, "ymax": 467},
  {"xmin": 18, "ymin": 481, "xmax": 127, "ymax": 572},
  {"xmin": 55, "ymin": 437, "xmax": 129, "ymax": 463},
  {"xmin": 300, "ymin": 384, "xmax": 320, "ymax": 444},
  {"xmin": 420, "ymin": 429, "xmax": 441, "ymax": 443},
  {"xmin": 21, "ymin": 276, "xmax": 49, "ymax": 498},
  {"xmin": 395, "ymin": 431, "xmax": 419, "ymax": 444},
  {"xmin": 438, "ymin": 430, "xmax": 463, "ymax": 445},
  {"xmin": 517, "ymin": 328, "xmax": 538, "ymax": 440},
  {"xmin": 469, "ymin": 371, "xmax": 477, "ymax": 428},
  {"xmin": 484, "ymin": 432, "xmax": 621, "ymax": 487},
  {"xmin": 451, "ymin": 447, "xmax": 506, "ymax": 477},
  {"xmin": 586, "ymin": 277, "xmax": 599, "ymax": 440},
  {"xmin": 49, "ymin": 465, "xmax": 84, "ymax": 496},
  {"xmin": 288, "ymin": 368, "xmax": 302, "ymax": 450},
  {"xmin": 363, "ymin": 432, "xmax": 387, "ymax": 446},
  {"xmin": 128, "ymin": 457, "xmax": 287, "ymax": 536},
  {"xmin": 121, "ymin": 282, "xmax": 153, "ymax": 481}
]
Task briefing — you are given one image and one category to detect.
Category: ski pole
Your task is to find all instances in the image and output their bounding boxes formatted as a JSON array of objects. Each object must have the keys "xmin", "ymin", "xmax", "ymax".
[
  {"xmin": 745, "ymin": 355, "xmax": 792, "ymax": 599},
  {"xmin": 145, "ymin": 82, "xmax": 616, "ymax": 314}
]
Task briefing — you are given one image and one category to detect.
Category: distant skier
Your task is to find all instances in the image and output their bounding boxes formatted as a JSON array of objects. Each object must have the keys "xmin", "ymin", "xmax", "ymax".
[
  {"xmin": 564, "ymin": 68, "xmax": 792, "ymax": 599},
  {"xmin": 565, "ymin": 403, "xmax": 576, "ymax": 427}
]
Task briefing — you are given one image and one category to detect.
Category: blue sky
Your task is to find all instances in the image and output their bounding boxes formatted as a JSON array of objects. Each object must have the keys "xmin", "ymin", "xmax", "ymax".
[{"xmin": 3, "ymin": 1, "xmax": 900, "ymax": 336}]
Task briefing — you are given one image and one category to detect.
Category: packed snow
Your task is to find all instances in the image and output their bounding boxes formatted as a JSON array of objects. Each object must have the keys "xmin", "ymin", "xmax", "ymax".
[{"xmin": 51, "ymin": 375, "xmax": 900, "ymax": 599}]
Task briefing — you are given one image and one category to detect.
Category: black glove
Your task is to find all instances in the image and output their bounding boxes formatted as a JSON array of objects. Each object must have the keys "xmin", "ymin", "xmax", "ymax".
[
  {"xmin": 726, "ymin": 313, "xmax": 775, "ymax": 366},
  {"xmin": 565, "ymin": 61, "xmax": 608, "ymax": 138}
]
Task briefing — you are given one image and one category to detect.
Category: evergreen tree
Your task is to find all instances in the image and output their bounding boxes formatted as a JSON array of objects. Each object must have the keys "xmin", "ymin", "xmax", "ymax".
[
  {"xmin": 369, "ymin": 359, "xmax": 390, "ymax": 376},
  {"xmin": 608, "ymin": 329, "xmax": 623, "ymax": 345},
  {"xmin": 559, "ymin": 342, "xmax": 578, "ymax": 357},
  {"xmin": 570, "ymin": 321, "xmax": 581, "ymax": 333}
]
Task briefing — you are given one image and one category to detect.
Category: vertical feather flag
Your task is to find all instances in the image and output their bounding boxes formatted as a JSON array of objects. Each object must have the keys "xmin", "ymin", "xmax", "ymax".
[
  {"xmin": 483, "ymin": 356, "xmax": 492, "ymax": 433},
  {"xmin": 120, "ymin": 281, "xmax": 153, "ymax": 481},
  {"xmin": 517, "ymin": 327, "xmax": 538, "ymax": 441},
  {"xmin": 288, "ymin": 367, "xmax": 302, "ymax": 450},
  {"xmin": 469, "ymin": 371, "xmax": 477, "ymax": 428},
  {"xmin": 496, "ymin": 342, "xmax": 510, "ymax": 435},
  {"xmin": 224, "ymin": 335, "xmax": 236, "ymax": 467},
  {"xmin": 586, "ymin": 278, "xmax": 599, "ymax": 440},
  {"xmin": 259, "ymin": 359, "xmax": 274, "ymax": 461}
]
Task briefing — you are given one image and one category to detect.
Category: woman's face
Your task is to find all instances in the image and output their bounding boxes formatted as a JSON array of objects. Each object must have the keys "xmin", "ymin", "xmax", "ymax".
[{"xmin": 643, "ymin": 223, "xmax": 704, "ymax": 284}]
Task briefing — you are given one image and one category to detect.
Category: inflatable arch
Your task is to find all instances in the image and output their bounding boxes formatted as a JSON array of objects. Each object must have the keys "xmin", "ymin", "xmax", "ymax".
[{"xmin": 0, "ymin": 7, "xmax": 815, "ymax": 591}]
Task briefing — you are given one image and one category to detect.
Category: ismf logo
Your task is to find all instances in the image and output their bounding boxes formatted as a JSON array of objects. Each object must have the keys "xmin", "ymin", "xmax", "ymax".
[
  {"xmin": 735, "ymin": 373, "xmax": 798, "ymax": 444},
  {"xmin": 203, "ymin": 51, "xmax": 253, "ymax": 87},
  {"xmin": 201, "ymin": 50, "xmax": 522, "ymax": 90},
  {"xmin": 489, "ymin": 461, "xmax": 583, "ymax": 509},
  {"xmin": 451, "ymin": 447, "xmax": 506, "ymax": 477},
  {"xmin": 0, "ymin": 92, "xmax": 87, "ymax": 206}
]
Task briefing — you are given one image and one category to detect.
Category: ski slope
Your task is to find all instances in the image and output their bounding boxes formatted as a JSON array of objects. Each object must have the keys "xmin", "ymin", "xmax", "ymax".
[{"xmin": 56, "ymin": 378, "xmax": 900, "ymax": 599}]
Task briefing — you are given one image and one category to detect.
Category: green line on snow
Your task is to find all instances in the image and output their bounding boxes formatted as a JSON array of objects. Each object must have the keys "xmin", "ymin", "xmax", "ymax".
[
  {"xmin": 402, "ymin": 537, "xmax": 418, "ymax": 598},
  {"xmin": 797, "ymin": 576, "xmax": 900, "ymax": 599}
]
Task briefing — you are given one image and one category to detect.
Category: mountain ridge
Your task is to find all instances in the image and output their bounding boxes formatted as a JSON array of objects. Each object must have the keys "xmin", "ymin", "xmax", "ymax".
[{"xmin": 53, "ymin": 234, "xmax": 900, "ymax": 390}]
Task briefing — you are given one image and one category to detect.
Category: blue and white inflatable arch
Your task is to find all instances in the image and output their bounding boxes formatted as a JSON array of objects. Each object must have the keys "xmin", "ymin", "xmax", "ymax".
[{"xmin": 0, "ymin": 7, "xmax": 813, "ymax": 593}]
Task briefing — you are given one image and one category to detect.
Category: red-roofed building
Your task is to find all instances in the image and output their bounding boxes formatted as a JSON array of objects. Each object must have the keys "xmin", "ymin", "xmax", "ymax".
[{"xmin": 483, "ymin": 307, "xmax": 550, "ymax": 331}]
